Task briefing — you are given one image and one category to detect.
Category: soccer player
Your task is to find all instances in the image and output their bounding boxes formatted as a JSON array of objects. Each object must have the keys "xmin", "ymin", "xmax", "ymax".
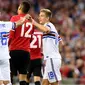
[
  {"xmin": 26, "ymin": 29, "xmax": 43, "ymax": 85},
  {"xmin": 31, "ymin": 9, "xmax": 63, "ymax": 85},
  {"xmin": 0, "ymin": 22, "xmax": 16, "ymax": 85},
  {"xmin": 9, "ymin": 1, "xmax": 34, "ymax": 85},
  {"xmin": 0, "ymin": 15, "xmax": 30, "ymax": 85}
]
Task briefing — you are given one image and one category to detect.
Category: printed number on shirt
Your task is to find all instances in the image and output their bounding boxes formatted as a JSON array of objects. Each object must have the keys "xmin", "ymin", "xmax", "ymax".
[
  {"xmin": 0, "ymin": 32, "xmax": 8, "ymax": 46},
  {"xmin": 30, "ymin": 35, "xmax": 41, "ymax": 48},
  {"xmin": 21, "ymin": 22, "xmax": 32, "ymax": 37},
  {"xmin": 48, "ymin": 71, "xmax": 55, "ymax": 79}
]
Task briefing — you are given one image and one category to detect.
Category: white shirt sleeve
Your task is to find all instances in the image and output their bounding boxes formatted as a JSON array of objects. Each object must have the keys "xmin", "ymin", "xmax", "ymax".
[
  {"xmin": 44, "ymin": 23, "xmax": 51, "ymax": 30},
  {"xmin": 0, "ymin": 21, "xmax": 15, "ymax": 32}
]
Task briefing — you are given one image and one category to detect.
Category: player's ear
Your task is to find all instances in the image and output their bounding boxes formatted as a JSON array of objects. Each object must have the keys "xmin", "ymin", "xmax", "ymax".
[
  {"xmin": 18, "ymin": 5, "xmax": 22, "ymax": 10},
  {"xmin": 47, "ymin": 17, "xmax": 49, "ymax": 21},
  {"xmin": 19, "ymin": 7, "xmax": 22, "ymax": 10}
]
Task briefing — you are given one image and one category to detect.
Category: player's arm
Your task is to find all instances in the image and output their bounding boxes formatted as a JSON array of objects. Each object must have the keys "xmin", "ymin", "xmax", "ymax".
[
  {"xmin": 15, "ymin": 14, "xmax": 31, "ymax": 27},
  {"xmin": 0, "ymin": 19, "xmax": 25, "ymax": 31},
  {"xmin": 32, "ymin": 19, "xmax": 50, "ymax": 33},
  {"xmin": 0, "ymin": 22, "xmax": 15, "ymax": 31},
  {"xmin": 59, "ymin": 40, "xmax": 65, "ymax": 46},
  {"xmin": 58, "ymin": 35, "xmax": 65, "ymax": 46},
  {"xmin": 0, "ymin": 21, "xmax": 22, "ymax": 31},
  {"xmin": 0, "ymin": 14, "xmax": 31, "ymax": 31}
]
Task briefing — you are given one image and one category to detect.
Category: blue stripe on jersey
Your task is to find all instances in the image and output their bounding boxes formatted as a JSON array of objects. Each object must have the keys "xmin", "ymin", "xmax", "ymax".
[
  {"xmin": 43, "ymin": 36, "xmax": 56, "ymax": 39},
  {"xmin": 43, "ymin": 30, "xmax": 56, "ymax": 36},
  {"xmin": 46, "ymin": 24, "xmax": 51, "ymax": 29},
  {"xmin": 58, "ymin": 37, "xmax": 62, "ymax": 41},
  {"xmin": 50, "ymin": 31, "xmax": 56, "ymax": 34},
  {"xmin": 50, "ymin": 58, "xmax": 58, "ymax": 81},
  {"xmin": 43, "ymin": 35, "xmax": 60, "ymax": 45}
]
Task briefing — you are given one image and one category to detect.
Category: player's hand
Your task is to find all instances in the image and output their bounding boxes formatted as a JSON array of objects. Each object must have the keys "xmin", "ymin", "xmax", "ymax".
[
  {"xmin": 15, "ymin": 14, "xmax": 32, "ymax": 27},
  {"xmin": 15, "ymin": 17, "xmax": 27, "ymax": 27},
  {"xmin": 24, "ymin": 14, "xmax": 32, "ymax": 20}
]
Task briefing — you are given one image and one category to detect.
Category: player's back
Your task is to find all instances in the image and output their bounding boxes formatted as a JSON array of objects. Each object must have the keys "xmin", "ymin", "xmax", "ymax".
[
  {"xmin": 0, "ymin": 22, "xmax": 10, "ymax": 59},
  {"xmin": 30, "ymin": 29, "xmax": 43, "ymax": 60},
  {"xmin": 9, "ymin": 14, "xmax": 34, "ymax": 52}
]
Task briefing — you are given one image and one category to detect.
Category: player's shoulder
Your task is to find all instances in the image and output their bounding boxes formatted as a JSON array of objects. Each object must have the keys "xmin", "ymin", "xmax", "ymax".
[
  {"xmin": 45, "ymin": 22, "xmax": 55, "ymax": 28},
  {"xmin": 45, "ymin": 22, "xmax": 55, "ymax": 31},
  {"xmin": 11, "ymin": 15, "xmax": 19, "ymax": 18},
  {"xmin": 10, "ymin": 15, "xmax": 19, "ymax": 21}
]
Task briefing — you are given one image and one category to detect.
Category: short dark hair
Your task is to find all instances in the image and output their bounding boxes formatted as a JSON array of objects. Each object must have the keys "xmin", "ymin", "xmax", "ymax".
[{"xmin": 20, "ymin": 1, "xmax": 31, "ymax": 13}]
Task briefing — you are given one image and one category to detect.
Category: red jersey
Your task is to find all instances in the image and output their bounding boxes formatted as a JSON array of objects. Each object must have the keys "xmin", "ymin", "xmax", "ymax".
[
  {"xmin": 9, "ymin": 14, "xmax": 34, "ymax": 52},
  {"xmin": 30, "ymin": 29, "xmax": 43, "ymax": 60}
]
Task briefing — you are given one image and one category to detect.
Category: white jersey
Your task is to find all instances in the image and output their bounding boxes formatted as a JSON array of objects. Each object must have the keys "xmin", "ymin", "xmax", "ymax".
[
  {"xmin": 42, "ymin": 22, "xmax": 62, "ymax": 60},
  {"xmin": 0, "ymin": 21, "xmax": 14, "ymax": 60}
]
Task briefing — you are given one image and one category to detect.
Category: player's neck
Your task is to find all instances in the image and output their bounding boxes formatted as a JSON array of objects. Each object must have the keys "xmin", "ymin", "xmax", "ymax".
[
  {"xmin": 41, "ymin": 21, "xmax": 50, "ymax": 25},
  {"xmin": 44, "ymin": 21, "xmax": 50, "ymax": 24},
  {"xmin": 18, "ymin": 13, "xmax": 26, "ymax": 16},
  {"xmin": 18, "ymin": 12, "xmax": 26, "ymax": 15}
]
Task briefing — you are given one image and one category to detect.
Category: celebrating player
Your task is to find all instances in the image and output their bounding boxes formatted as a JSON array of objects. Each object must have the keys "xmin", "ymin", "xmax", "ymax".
[
  {"xmin": 31, "ymin": 9, "xmax": 63, "ymax": 85},
  {"xmin": 9, "ymin": 1, "xmax": 34, "ymax": 85}
]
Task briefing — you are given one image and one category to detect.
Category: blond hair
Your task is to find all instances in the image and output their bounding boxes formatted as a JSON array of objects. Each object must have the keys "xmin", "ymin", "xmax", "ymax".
[{"xmin": 40, "ymin": 9, "xmax": 52, "ymax": 18}]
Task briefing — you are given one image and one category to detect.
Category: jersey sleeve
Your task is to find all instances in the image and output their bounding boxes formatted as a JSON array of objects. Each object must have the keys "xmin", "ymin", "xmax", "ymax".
[
  {"xmin": 58, "ymin": 35, "xmax": 62, "ymax": 41},
  {"xmin": 10, "ymin": 16, "xmax": 15, "ymax": 22},
  {"xmin": 0, "ymin": 21, "xmax": 15, "ymax": 32},
  {"xmin": 55, "ymin": 30, "xmax": 62, "ymax": 42},
  {"xmin": 44, "ymin": 23, "xmax": 51, "ymax": 31}
]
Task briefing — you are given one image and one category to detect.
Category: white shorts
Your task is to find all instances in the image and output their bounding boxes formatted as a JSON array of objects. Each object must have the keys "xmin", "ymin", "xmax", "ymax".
[
  {"xmin": 0, "ymin": 59, "xmax": 10, "ymax": 81},
  {"xmin": 43, "ymin": 58, "xmax": 62, "ymax": 83}
]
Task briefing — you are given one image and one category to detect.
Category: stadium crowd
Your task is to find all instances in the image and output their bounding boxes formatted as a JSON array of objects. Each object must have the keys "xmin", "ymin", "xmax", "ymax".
[{"xmin": 0, "ymin": 0, "xmax": 85, "ymax": 84}]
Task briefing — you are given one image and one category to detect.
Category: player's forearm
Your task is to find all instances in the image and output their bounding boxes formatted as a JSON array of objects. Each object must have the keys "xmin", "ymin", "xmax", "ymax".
[
  {"xmin": 15, "ymin": 14, "xmax": 31, "ymax": 27},
  {"xmin": 15, "ymin": 22, "xmax": 20, "ymax": 28},
  {"xmin": 15, "ymin": 17, "xmax": 26, "ymax": 27},
  {"xmin": 59, "ymin": 40, "xmax": 65, "ymax": 46},
  {"xmin": 32, "ymin": 19, "xmax": 50, "ymax": 33}
]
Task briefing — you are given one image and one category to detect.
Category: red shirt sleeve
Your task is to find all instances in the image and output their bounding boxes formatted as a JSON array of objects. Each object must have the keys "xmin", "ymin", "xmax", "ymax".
[{"xmin": 10, "ymin": 16, "xmax": 15, "ymax": 22}]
